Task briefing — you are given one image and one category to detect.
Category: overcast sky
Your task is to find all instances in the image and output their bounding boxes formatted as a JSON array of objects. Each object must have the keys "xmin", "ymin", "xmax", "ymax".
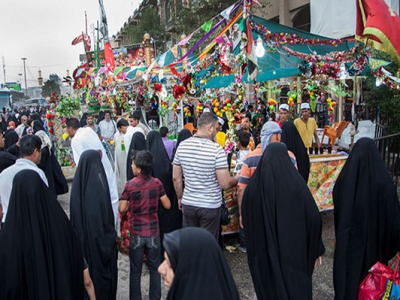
[{"xmin": 0, "ymin": 0, "xmax": 139, "ymax": 88}]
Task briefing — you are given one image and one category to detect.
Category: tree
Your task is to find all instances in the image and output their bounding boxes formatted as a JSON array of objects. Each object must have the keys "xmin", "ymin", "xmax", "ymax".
[
  {"xmin": 362, "ymin": 50, "xmax": 400, "ymax": 133},
  {"xmin": 127, "ymin": 7, "xmax": 165, "ymax": 54},
  {"xmin": 41, "ymin": 80, "xmax": 60, "ymax": 98}
]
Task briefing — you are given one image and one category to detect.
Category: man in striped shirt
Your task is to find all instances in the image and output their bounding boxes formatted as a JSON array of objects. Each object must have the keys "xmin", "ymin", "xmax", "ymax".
[
  {"xmin": 173, "ymin": 113, "xmax": 238, "ymax": 240},
  {"xmin": 237, "ymin": 121, "xmax": 297, "ymax": 228}
]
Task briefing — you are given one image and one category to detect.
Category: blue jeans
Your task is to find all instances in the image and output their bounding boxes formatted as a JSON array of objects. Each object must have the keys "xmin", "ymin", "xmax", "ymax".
[
  {"xmin": 129, "ymin": 235, "xmax": 161, "ymax": 300},
  {"xmin": 238, "ymin": 212, "xmax": 246, "ymax": 248}
]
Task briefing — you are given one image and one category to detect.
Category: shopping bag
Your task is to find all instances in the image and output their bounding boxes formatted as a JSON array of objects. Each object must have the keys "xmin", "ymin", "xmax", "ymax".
[
  {"xmin": 118, "ymin": 211, "xmax": 130, "ymax": 255},
  {"xmin": 359, "ymin": 255, "xmax": 400, "ymax": 300},
  {"xmin": 380, "ymin": 279, "xmax": 400, "ymax": 299}
]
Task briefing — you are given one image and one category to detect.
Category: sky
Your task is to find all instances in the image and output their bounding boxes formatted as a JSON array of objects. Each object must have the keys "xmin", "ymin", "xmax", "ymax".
[{"xmin": 0, "ymin": 0, "xmax": 140, "ymax": 88}]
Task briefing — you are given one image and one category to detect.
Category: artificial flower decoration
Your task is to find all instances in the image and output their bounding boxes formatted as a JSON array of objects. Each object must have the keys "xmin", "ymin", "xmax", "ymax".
[
  {"xmin": 172, "ymin": 84, "xmax": 186, "ymax": 100},
  {"xmin": 268, "ymin": 98, "xmax": 277, "ymax": 113},
  {"xmin": 326, "ymin": 98, "xmax": 337, "ymax": 111}
]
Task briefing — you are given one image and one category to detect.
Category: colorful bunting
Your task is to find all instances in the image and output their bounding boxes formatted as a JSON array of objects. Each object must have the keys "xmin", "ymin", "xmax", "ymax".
[{"xmin": 201, "ymin": 20, "xmax": 213, "ymax": 33}]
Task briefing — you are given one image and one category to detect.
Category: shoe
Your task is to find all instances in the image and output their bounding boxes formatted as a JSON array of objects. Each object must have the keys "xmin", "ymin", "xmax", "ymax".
[{"xmin": 235, "ymin": 244, "xmax": 247, "ymax": 253}]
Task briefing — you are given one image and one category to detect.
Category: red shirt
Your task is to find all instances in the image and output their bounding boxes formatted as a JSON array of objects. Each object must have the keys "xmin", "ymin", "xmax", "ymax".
[{"xmin": 120, "ymin": 174, "xmax": 166, "ymax": 237}]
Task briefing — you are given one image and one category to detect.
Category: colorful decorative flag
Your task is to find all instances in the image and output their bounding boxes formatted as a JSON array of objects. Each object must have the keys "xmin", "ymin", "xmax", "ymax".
[
  {"xmin": 220, "ymin": 3, "xmax": 235, "ymax": 19},
  {"xmin": 178, "ymin": 33, "xmax": 193, "ymax": 45},
  {"xmin": 245, "ymin": 20, "xmax": 258, "ymax": 80},
  {"xmin": 201, "ymin": 20, "xmax": 213, "ymax": 32},
  {"xmin": 98, "ymin": 0, "xmax": 109, "ymax": 40},
  {"xmin": 104, "ymin": 42, "xmax": 116, "ymax": 72},
  {"xmin": 251, "ymin": 0, "xmax": 263, "ymax": 7},
  {"xmin": 369, "ymin": 57, "xmax": 391, "ymax": 70},
  {"xmin": 113, "ymin": 66, "xmax": 125, "ymax": 76},
  {"xmin": 71, "ymin": 34, "xmax": 91, "ymax": 52},
  {"xmin": 215, "ymin": 35, "xmax": 227, "ymax": 44},
  {"xmin": 356, "ymin": 0, "xmax": 400, "ymax": 66}
]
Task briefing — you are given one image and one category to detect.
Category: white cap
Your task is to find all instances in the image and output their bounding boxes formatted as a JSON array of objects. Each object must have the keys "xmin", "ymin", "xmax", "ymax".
[
  {"xmin": 279, "ymin": 104, "xmax": 289, "ymax": 111},
  {"xmin": 217, "ymin": 117, "xmax": 225, "ymax": 126},
  {"xmin": 300, "ymin": 103, "xmax": 310, "ymax": 110}
]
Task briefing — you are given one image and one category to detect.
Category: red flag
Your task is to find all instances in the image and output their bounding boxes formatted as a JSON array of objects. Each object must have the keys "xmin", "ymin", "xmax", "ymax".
[
  {"xmin": 72, "ymin": 34, "xmax": 91, "ymax": 52},
  {"xmin": 356, "ymin": 0, "xmax": 400, "ymax": 66},
  {"xmin": 104, "ymin": 42, "xmax": 116, "ymax": 72},
  {"xmin": 246, "ymin": 20, "xmax": 254, "ymax": 55}
]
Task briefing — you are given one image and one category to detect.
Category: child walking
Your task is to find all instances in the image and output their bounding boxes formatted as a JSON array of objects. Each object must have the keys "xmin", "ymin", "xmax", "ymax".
[{"xmin": 119, "ymin": 150, "xmax": 171, "ymax": 300}]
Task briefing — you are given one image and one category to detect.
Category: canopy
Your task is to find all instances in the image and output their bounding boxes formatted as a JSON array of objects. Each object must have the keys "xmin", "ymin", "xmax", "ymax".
[{"xmin": 202, "ymin": 15, "xmax": 352, "ymax": 89}]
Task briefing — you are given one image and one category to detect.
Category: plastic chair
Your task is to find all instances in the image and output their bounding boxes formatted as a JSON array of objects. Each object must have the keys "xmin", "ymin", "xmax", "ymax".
[{"xmin": 321, "ymin": 121, "xmax": 350, "ymax": 147}]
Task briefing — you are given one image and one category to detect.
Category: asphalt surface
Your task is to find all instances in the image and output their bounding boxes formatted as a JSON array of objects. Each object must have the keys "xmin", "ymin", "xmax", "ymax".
[{"xmin": 58, "ymin": 181, "xmax": 336, "ymax": 299}]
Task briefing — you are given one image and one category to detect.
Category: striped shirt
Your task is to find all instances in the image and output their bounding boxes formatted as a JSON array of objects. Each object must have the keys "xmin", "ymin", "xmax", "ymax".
[
  {"xmin": 173, "ymin": 136, "xmax": 228, "ymax": 209},
  {"xmin": 238, "ymin": 144, "xmax": 297, "ymax": 187}
]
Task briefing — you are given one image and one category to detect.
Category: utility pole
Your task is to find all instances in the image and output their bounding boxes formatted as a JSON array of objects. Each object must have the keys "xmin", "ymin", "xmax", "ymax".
[
  {"xmin": 21, "ymin": 58, "xmax": 27, "ymax": 96},
  {"xmin": 2, "ymin": 56, "xmax": 6, "ymax": 84}
]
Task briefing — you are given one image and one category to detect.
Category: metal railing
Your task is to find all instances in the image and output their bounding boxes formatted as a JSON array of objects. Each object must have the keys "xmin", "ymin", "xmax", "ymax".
[{"xmin": 374, "ymin": 125, "xmax": 400, "ymax": 186}]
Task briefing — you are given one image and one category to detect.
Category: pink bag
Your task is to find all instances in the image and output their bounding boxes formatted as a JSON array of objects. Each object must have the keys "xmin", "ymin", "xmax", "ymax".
[{"xmin": 358, "ymin": 255, "xmax": 400, "ymax": 300}]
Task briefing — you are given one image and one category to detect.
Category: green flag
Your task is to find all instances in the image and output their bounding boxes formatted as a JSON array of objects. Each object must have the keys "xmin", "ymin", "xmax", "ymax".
[
  {"xmin": 201, "ymin": 20, "xmax": 213, "ymax": 32},
  {"xmin": 113, "ymin": 66, "xmax": 124, "ymax": 76},
  {"xmin": 369, "ymin": 58, "xmax": 390, "ymax": 70}
]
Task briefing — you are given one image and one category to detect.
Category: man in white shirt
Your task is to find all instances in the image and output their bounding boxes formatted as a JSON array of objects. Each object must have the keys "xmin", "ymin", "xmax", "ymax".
[
  {"xmin": 172, "ymin": 113, "xmax": 238, "ymax": 240},
  {"xmin": 66, "ymin": 118, "xmax": 119, "ymax": 227},
  {"xmin": 98, "ymin": 111, "xmax": 117, "ymax": 142},
  {"xmin": 0, "ymin": 135, "xmax": 48, "ymax": 224},
  {"xmin": 128, "ymin": 110, "xmax": 149, "ymax": 137},
  {"xmin": 15, "ymin": 115, "xmax": 28, "ymax": 137}
]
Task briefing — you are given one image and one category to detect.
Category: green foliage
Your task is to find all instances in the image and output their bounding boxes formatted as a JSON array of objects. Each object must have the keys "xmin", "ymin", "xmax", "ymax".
[
  {"xmin": 174, "ymin": 0, "xmax": 237, "ymax": 53},
  {"xmin": 127, "ymin": 7, "xmax": 165, "ymax": 53},
  {"xmin": 363, "ymin": 50, "xmax": 400, "ymax": 133},
  {"xmin": 56, "ymin": 95, "xmax": 81, "ymax": 117},
  {"xmin": 41, "ymin": 80, "xmax": 60, "ymax": 98}
]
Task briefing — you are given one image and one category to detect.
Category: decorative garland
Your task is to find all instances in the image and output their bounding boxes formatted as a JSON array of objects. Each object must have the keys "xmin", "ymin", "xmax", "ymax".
[{"xmin": 249, "ymin": 20, "xmax": 343, "ymax": 47}]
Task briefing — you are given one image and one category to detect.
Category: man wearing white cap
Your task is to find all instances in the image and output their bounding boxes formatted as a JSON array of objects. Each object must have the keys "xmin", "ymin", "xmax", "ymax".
[
  {"xmin": 276, "ymin": 103, "xmax": 289, "ymax": 128},
  {"xmin": 294, "ymin": 102, "xmax": 320, "ymax": 149}
]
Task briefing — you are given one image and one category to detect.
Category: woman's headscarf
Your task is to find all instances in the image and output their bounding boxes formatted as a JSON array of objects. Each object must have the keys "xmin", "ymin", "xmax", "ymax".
[
  {"xmin": 0, "ymin": 170, "xmax": 84, "ymax": 299},
  {"xmin": 163, "ymin": 227, "xmax": 240, "ymax": 300},
  {"xmin": 126, "ymin": 132, "xmax": 146, "ymax": 180},
  {"xmin": 147, "ymin": 131, "xmax": 182, "ymax": 254},
  {"xmin": 80, "ymin": 112, "xmax": 88, "ymax": 127},
  {"xmin": 281, "ymin": 122, "xmax": 310, "ymax": 182},
  {"xmin": 171, "ymin": 129, "xmax": 192, "ymax": 162},
  {"xmin": 70, "ymin": 149, "xmax": 117, "ymax": 299},
  {"xmin": 242, "ymin": 142, "xmax": 324, "ymax": 300},
  {"xmin": 33, "ymin": 120, "xmax": 52, "ymax": 151},
  {"xmin": 333, "ymin": 138, "xmax": 400, "ymax": 300},
  {"xmin": 0, "ymin": 151, "xmax": 17, "ymax": 173},
  {"xmin": 260, "ymin": 121, "xmax": 282, "ymax": 152},
  {"xmin": 32, "ymin": 119, "xmax": 45, "ymax": 133}
]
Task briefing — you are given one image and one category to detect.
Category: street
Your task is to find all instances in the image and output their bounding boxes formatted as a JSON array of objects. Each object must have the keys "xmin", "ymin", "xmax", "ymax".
[{"xmin": 58, "ymin": 182, "xmax": 336, "ymax": 299}]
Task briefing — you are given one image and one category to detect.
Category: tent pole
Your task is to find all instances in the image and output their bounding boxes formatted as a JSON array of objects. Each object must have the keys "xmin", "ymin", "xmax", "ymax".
[
  {"xmin": 297, "ymin": 76, "xmax": 301, "ymax": 114},
  {"xmin": 338, "ymin": 82, "xmax": 343, "ymax": 122}
]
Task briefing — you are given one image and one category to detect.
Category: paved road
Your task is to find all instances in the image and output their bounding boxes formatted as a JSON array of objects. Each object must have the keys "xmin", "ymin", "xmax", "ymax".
[{"xmin": 59, "ymin": 183, "xmax": 335, "ymax": 299}]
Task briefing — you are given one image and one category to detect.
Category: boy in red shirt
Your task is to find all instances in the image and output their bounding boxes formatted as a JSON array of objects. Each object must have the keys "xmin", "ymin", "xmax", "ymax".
[{"xmin": 119, "ymin": 150, "xmax": 171, "ymax": 300}]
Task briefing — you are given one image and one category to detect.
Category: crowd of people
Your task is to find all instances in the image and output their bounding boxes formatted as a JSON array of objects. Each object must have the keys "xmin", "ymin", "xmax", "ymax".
[{"xmin": 0, "ymin": 101, "xmax": 399, "ymax": 300}]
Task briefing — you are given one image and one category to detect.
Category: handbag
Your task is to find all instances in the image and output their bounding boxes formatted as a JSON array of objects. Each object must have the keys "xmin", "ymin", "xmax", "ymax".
[
  {"xmin": 220, "ymin": 200, "xmax": 230, "ymax": 226},
  {"xmin": 358, "ymin": 254, "xmax": 400, "ymax": 299}
]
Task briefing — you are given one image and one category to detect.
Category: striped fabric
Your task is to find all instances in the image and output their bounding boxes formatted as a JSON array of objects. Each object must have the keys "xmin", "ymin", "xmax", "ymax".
[
  {"xmin": 173, "ymin": 136, "xmax": 228, "ymax": 209},
  {"xmin": 238, "ymin": 144, "xmax": 297, "ymax": 187}
]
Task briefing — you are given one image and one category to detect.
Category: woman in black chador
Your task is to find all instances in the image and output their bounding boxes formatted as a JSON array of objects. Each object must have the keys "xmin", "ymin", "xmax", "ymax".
[
  {"xmin": 147, "ymin": 131, "xmax": 182, "ymax": 257},
  {"xmin": 333, "ymin": 138, "xmax": 400, "ymax": 300},
  {"xmin": 281, "ymin": 121, "xmax": 310, "ymax": 182},
  {"xmin": 242, "ymin": 142, "xmax": 324, "ymax": 300},
  {"xmin": 70, "ymin": 150, "xmax": 118, "ymax": 300},
  {"xmin": 0, "ymin": 170, "xmax": 84, "ymax": 299},
  {"xmin": 159, "ymin": 227, "xmax": 240, "ymax": 300},
  {"xmin": 126, "ymin": 132, "xmax": 146, "ymax": 181}
]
